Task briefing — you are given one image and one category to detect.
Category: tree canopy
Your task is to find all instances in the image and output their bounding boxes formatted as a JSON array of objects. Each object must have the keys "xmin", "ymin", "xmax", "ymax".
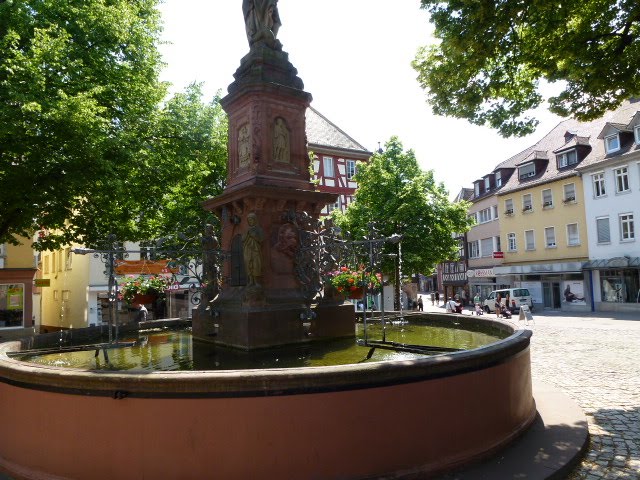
[
  {"xmin": 332, "ymin": 137, "xmax": 472, "ymax": 299},
  {"xmin": 0, "ymin": 1, "xmax": 228, "ymax": 249},
  {"xmin": 412, "ymin": 0, "xmax": 640, "ymax": 137}
]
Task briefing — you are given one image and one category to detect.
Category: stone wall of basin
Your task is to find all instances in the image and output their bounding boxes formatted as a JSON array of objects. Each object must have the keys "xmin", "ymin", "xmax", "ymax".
[{"xmin": 0, "ymin": 319, "xmax": 535, "ymax": 480}]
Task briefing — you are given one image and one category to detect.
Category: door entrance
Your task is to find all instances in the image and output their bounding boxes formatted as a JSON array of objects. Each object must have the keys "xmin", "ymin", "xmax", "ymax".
[{"xmin": 542, "ymin": 282, "xmax": 562, "ymax": 309}]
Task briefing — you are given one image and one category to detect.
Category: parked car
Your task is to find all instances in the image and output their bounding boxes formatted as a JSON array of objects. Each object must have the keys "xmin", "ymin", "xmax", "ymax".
[{"xmin": 482, "ymin": 288, "xmax": 533, "ymax": 314}]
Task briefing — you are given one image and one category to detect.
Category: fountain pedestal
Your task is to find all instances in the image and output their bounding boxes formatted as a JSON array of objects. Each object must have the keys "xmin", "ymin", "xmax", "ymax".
[{"xmin": 193, "ymin": 44, "xmax": 354, "ymax": 349}]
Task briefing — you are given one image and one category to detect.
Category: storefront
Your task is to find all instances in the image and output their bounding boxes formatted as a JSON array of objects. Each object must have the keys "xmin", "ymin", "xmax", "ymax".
[
  {"xmin": 583, "ymin": 257, "xmax": 640, "ymax": 312},
  {"xmin": 441, "ymin": 261, "xmax": 469, "ymax": 305},
  {"xmin": 494, "ymin": 262, "xmax": 589, "ymax": 312},
  {"xmin": 466, "ymin": 268, "xmax": 510, "ymax": 303}
]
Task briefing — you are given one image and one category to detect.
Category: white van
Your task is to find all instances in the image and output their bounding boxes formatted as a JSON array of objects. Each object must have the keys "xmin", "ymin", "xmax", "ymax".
[{"xmin": 482, "ymin": 288, "xmax": 533, "ymax": 314}]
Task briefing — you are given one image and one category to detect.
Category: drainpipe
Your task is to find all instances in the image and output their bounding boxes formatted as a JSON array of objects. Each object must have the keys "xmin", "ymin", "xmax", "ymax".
[{"xmin": 588, "ymin": 270, "xmax": 595, "ymax": 312}]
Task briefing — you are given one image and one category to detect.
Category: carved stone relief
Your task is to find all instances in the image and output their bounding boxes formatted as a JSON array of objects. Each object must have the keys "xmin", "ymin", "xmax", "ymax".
[
  {"xmin": 272, "ymin": 117, "xmax": 290, "ymax": 163},
  {"xmin": 238, "ymin": 124, "xmax": 251, "ymax": 169}
]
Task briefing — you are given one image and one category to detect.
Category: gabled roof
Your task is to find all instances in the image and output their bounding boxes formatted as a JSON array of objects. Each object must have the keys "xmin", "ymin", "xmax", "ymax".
[
  {"xmin": 553, "ymin": 135, "xmax": 590, "ymax": 154},
  {"xmin": 454, "ymin": 188, "xmax": 474, "ymax": 202},
  {"xmin": 306, "ymin": 107, "xmax": 370, "ymax": 155},
  {"xmin": 515, "ymin": 150, "xmax": 548, "ymax": 166},
  {"xmin": 597, "ymin": 122, "xmax": 631, "ymax": 139}
]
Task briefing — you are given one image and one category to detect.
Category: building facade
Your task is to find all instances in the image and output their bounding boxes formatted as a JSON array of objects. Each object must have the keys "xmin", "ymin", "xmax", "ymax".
[
  {"xmin": 306, "ymin": 107, "xmax": 371, "ymax": 214},
  {"xmin": 0, "ymin": 237, "xmax": 36, "ymax": 337},
  {"xmin": 578, "ymin": 101, "xmax": 640, "ymax": 311}
]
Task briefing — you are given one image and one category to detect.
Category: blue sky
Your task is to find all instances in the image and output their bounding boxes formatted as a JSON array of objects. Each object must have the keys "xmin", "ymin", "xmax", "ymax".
[{"xmin": 158, "ymin": 0, "xmax": 563, "ymax": 195}]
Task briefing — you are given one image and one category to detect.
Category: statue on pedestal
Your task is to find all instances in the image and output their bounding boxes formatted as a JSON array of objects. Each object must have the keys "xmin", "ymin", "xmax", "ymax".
[
  {"xmin": 243, "ymin": 213, "xmax": 264, "ymax": 287},
  {"xmin": 242, "ymin": 0, "xmax": 282, "ymax": 49}
]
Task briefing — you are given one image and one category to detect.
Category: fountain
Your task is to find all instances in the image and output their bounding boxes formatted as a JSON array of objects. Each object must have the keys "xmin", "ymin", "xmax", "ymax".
[{"xmin": 0, "ymin": 4, "xmax": 536, "ymax": 479}]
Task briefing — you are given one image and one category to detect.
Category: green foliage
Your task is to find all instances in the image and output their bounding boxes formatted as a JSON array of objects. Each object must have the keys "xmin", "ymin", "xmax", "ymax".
[
  {"xmin": 0, "ymin": 1, "xmax": 228, "ymax": 249},
  {"xmin": 332, "ymin": 137, "xmax": 472, "ymax": 278},
  {"xmin": 413, "ymin": 0, "xmax": 640, "ymax": 137},
  {"xmin": 0, "ymin": 0, "xmax": 167, "ymax": 246}
]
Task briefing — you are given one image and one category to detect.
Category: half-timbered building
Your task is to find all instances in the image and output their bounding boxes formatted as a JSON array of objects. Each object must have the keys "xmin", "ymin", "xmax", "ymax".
[{"xmin": 306, "ymin": 107, "xmax": 372, "ymax": 215}]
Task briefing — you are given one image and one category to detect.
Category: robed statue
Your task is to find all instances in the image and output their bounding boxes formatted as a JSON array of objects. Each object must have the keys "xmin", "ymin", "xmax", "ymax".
[{"xmin": 242, "ymin": 0, "xmax": 282, "ymax": 49}]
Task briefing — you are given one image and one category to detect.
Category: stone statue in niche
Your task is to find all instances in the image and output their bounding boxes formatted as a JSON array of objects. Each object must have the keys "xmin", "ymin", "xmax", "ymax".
[
  {"xmin": 242, "ymin": 0, "xmax": 282, "ymax": 49},
  {"xmin": 270, "ymin": 223, "xmax": 298, "ymax": 274},
  {"xmin": 243, "ymin": 213, "xmax": 264, "ymax": 287},
  {"xmin": 272, "ymin": 118, "xmax": 290, "ymax": 163},
  {"xmin": 238, "ymin": 124, "xmax": 251, "ymax": 168}
]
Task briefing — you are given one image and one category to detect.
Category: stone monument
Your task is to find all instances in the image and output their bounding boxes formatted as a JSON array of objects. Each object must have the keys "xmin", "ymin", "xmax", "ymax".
[{"xmin": 193, "ymin": 1, "xmax": 353, "ymax": 349}]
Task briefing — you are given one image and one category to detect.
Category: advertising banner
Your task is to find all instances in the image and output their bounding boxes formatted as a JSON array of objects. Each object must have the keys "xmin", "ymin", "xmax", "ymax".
[{"xmin": 563, "ymin": 280, "xmax": 586, "ymax": 305}]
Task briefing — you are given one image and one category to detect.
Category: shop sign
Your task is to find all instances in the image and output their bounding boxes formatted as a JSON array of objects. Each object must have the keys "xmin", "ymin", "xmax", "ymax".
[
  {"xmin": 34, "ymin": 279, "xmax": 50, "ymax": 287},
  {"xmin": 443, "ymin": 272, "xmax": 467, "ymax": 283},
  {"xmin": 467, "ymin": 268, "xmax": 494, "ymax": 279},
  {"xmin": 493, "ymin": 251, "xmax": 504, "ymax": 259}
]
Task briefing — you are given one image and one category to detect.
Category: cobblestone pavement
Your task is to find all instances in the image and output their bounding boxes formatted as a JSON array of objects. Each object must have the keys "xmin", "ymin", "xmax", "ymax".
[
  {"xmin": 525, "ymin": 311, "xmax": 640, "ymax": 480},
  {"xmin": 422, "ymin": 301, "xmax": 639, "ymax": 479}
]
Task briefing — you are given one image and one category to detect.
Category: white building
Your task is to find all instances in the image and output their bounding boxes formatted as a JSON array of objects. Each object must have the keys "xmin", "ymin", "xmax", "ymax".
[{"xmin": 577, "ymin": 100, "xmax": 640, "ymax": 311}]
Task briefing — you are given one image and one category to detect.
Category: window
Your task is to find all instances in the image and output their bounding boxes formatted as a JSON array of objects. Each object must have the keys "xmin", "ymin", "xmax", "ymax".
[
  {"xmin": 558, "ymin": 150, "xmax": 578, "ymax": 168},
  {"xmin": 492, "ymin": 205, "xmax": 498, "ymax": 219},
  {"xmin": 522, "ymin": 194, "xmax": 533, "ymax": 212},
  {"xmin": 544, "ymin": 227, "xmax": 556, "ymax": 248},
  {"xmin": 605, "ymin": 134, "xmax": 620, "ymax": 153},
  {"xmin": 480, "ymin": 238, "xmax": 494, "ymax": 257},
  {"xmin": 563, "ymin": 183, "xmax": 576, "ymax": 203},
  {"xmin": 519, "ymin": 162, "xmax": 536, "ymax": 180},
  {"xmin": 484, "ymin": 177, "xmax": 491, "ymax": 191},
  {"xmin": 596, "ymin": 217, "xmax": 611, "ymax": 244},
  {"xmin": 614, "ymin": 166, "xmax": 630, "ymax": 193},
  {"xmin": 525, "ymin": 230, "xmax": 535, "ymax": 250},
  {"xmin": 346, "ymin": 160, "xmax": 356, "ymax": 180},
  {"xmin": 44, "ymin": 255, "xmax": 50, "ymax": 274},
  {"xmin": 504, "ymin": 199, "xmax": 514, "ymax": 215},
  {"xmin": 326, "ymin": 196, "xmax": 341, "ymax": 213},
  {"xmin": 52, "ymin": 252, "xmax": 56, "ymax": 273},
  {"xmin": 592, "ymin": 172, "xmax": 606, "ymax": 198},
  {"xmin": 468, "ymin": 240, "xmax": 479, "ymax": 258},
  {"xmin": 478, "ymin": 207, "xmax": 492, "ymax": 223},
  {"xmin": 495, "ymin": 171, "xmax": 502, "ymax": 187},
  {"xmin": 567, "ymin": 223, "xmax": 580, "ymax": 246},
  {"xmin": 494, "ymin": 236, "xmax": 501, "ymax": 252},
  {"xmin": 635, "ymin": 125, "xmax": 640, "ymax": 144},
  {"xmin": 323, "ymin": 157, "xmax": 334, "ymax": 177},
  {"xmin": 507, "ymin": 233, "xmax": 517, "ymax": 251},
  {"xmin": 542, "ymin": 189, "xmax": 553, "ymax": 207},
  {"xmin": 474, "ymin": 183, "xmax": 480, "ymax": 196},
  {"xmin": 620, "ymin": 213, "xmax": 635, "ymax": 241}
]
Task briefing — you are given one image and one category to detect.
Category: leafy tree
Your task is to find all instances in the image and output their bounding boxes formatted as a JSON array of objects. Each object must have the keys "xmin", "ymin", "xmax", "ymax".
[
  {"xmin": 332, "ymin": 137, "xmax": 472, "ymax": 309},
  {"xmin": 412, "ymin": 0, "xmax": 640, "ymax": 137},
  {"xmin": 0, "ymin": 0, "xmax": 166, "ymax": 247},
  {"xmin": 56, "ymin": 83, "xmax": 229, "ymax": 249}
]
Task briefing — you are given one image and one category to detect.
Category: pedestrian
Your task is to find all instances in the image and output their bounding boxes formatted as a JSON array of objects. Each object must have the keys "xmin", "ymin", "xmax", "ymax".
[
  {"xmin": 473, "ymin": 292, "xmax": 481, "ymax": 305},
  {"xmin": 435, "ymin": 291, "xmax": 440, "ymax": 305},
  {"xmin": 418, "ymin": 296, "xmax": 423, "ymax": 311},
  {"xmin": 495, "ymin": 293, "xmax": 502, "ymax": 318},
  {"xmin": 430, "ymin": 292, "xmax": 435, "ymax": 305}
]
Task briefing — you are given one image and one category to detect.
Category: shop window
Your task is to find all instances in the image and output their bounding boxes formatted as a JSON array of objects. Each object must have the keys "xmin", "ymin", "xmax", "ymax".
[
  {"xmin": 600, "ymin": 269, "xmax": 639, "ymax": 303},
  {"xmin": 0, "ymin": 284, "xmax": 25, "ymax": 328}
]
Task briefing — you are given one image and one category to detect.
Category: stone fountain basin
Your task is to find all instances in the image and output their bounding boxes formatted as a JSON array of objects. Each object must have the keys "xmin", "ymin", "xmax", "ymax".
[{"xmin": 0, "ymin": 315, "xmax": 534, "ymax": 480}]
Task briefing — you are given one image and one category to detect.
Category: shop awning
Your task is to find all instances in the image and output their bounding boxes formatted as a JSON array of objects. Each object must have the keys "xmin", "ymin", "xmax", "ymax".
[
  {"xmin": 114, "ymin": 260, "xmax": 179, "ymax": 275},
  {"xmin": 582, "ymin": 257, "xmax": 640, "ymax": 269}
]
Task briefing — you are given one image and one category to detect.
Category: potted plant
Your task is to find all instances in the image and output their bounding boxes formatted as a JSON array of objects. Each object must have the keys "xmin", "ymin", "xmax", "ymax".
[
  {"xmin": 326, "ymin": 266, "xmax": 382, "ymax": 299},
  {"xmin": 118, "ymin": 275, "xmax": 170, "ymax": 304}
]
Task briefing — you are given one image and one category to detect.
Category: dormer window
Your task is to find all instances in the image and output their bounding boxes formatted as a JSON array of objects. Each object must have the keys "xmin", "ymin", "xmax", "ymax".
[
  {"xmin": 495, "ymin": 171, "xmax": 502, "ymax": 187},
  {"xmin": 484, "ymin": 177, "xmax": 491, "ymax": 192},
  {"xmin": 474, "ymin": 183, "xmax": 480, "ymax": 196},
  {"xmin": 519, "ymin": 162, "xmax": 536, "ymax": 180},
  {"xmin": 605, "ymin": 134, "xmax": 621, "ymax": 154},
  {"xmin": 635, "ymin": 125, "xmax": 640, "ymax": 144},
  {"xmin": 557, "ymin": 149, "xmax": 578, "ymax": 168}
]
